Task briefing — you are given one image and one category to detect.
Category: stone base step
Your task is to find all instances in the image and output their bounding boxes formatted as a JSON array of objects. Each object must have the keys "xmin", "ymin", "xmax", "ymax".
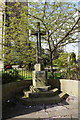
[
  {"xmin": 17, "ymin": 92, "xmax": 69, "ymax": 106},
  {"xmin": 23, "ymin": 88, "xmax": 59, "ymax": 98},
  {"xmin": 29, "ymin": 85, "xmax": 51, "ymax": 92}
]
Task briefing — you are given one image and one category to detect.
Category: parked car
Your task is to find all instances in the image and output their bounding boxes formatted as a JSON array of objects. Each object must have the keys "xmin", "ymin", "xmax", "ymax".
[{"xmin": 4, "ymin": 64, "xmax": 12, "ymax": 70}]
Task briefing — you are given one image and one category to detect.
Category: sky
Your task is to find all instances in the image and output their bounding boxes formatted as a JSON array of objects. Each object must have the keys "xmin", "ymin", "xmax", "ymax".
[{"xmin": 64, "ymin": 43, "xmax": 78, "ymax": 58}]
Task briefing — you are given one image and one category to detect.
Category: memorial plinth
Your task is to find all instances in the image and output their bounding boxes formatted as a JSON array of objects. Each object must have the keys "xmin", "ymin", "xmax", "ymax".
[
  {"xmin": 29, "ymin": 63, "xmax": 51, "ymax": 92},
  {"xmin": 32, "ymin": 71, "xmax": 47, "ymax": 86}
]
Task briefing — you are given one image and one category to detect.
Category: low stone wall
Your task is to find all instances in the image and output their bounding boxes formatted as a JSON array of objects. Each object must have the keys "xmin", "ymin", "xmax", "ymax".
[
  {"xmin": 48, "ymin": 79, "xmax": 79, "ymax": 96},
  {"xmin": 2, "ymin": 80, "xmax": 32, "ymax": 101},
  {"xmin": 60, "ymin": 79, "xmax": 79, "ymax": 96},
  {"xmin": 2, "ymin": 79, "xmax": 79, "ymax": 101}
]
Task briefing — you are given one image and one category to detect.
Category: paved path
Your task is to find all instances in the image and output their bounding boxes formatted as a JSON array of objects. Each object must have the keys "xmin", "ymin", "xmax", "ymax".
[{"xmin": 3, "ymin": 95, "xmax": 79, "ymax": 120}]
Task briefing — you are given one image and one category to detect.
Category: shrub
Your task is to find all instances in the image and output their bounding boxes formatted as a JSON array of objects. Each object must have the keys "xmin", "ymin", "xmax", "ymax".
[
  {"xmin": 61, "ymin": 64, "xmax": 80, "ymax": 80},
  {"xmin": 2, "ymin": 69, "xmax": 20, "ymax": 84}
]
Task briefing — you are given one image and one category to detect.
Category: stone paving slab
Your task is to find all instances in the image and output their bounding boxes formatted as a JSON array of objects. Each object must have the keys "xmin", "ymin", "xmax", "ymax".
[
  {"xmin": 3, "ymin": 95, "xmax": 79, "ymax": 120},
  {"xmin": 14, "ymin": 110, "xmax": 49, "ymax": 119},
  {"xmin": 47, "ymin": 109, "xmax": 78, "ymax": 118}
]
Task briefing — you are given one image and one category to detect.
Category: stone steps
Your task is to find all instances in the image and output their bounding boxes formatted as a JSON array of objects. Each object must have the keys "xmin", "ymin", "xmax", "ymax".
[
  {"xmin": 17, "ymin": 92, "xmax": 68, "ymax": 106},
  {"xmin": 29, "ymin": 85, "xmax": 51, "ymax": 92},
  {"xmin": 23, "ymin": 88, "xmax": 59, "ymax": 98}
]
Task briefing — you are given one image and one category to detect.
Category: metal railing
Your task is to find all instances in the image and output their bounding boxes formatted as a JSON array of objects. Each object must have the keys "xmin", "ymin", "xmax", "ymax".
[{"xmin": 2, "ymin": 68, "xmax": 32, "ymax": 84}]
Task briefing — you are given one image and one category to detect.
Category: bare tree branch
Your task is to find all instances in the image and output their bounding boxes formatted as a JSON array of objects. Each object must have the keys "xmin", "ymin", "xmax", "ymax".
[{"xmin": 55, "ymin": 17, "xmax": 80, "ymax": 47}]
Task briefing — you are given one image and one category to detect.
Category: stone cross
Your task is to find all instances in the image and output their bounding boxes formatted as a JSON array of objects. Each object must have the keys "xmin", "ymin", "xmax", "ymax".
[{"xmin": 31, "ymin": 22, "xmax": 46, "ymax": 64}]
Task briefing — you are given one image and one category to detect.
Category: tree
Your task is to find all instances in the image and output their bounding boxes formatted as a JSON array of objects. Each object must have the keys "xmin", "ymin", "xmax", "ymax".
[
  {"xmin": 3, "ymin": 2, "xmax": 80, "ymax": 73},
  {"xmin": 69, "ymin": 52, "xmax": 76, "ymax": 65},
  {"xmin": 3, "ymin": 2, "xmax": 36, "ymax": 69},
  {"xmin": 53, "ymin": 52, "xmax": 69, "ymax": 69},
  {"xmin": 27, "ymin": 2, "xmax": 80, "ymax": 75}
]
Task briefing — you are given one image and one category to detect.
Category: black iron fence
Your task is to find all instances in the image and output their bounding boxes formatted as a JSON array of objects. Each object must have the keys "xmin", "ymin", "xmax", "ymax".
[{"xmin": 2, "ymin": 68, "xmax": 32, "ymax": 84}]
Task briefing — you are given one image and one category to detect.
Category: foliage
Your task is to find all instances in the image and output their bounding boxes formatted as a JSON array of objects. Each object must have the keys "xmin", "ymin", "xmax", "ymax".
[
  {"xmin": 53, "ymin": 52, "xmax": 69, "ymax": 69},
  {"xmin": 48, "ymin": 72, "xmax": 61, "ymax": 79},
  {"xmin": 69, "ymin": 52, "xmax": 76, "ymax": 65},
  {"xmin": 63, "ymin": 64, "xmax": 80, "ymax": 80},
  {"xmin": 2, "ymin": 68, "xmax": 32, "ymax": 84},
  {"xmin": 2, "ymin": 69, "xmax": 20, "ymax": 84},
  {"xmin": 3, "ymin": 3, "xmax": 36, "ymax": 68},
  {"xmin": 53, "ymin": 52, "xmax": 80, "ymax": 80}
]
